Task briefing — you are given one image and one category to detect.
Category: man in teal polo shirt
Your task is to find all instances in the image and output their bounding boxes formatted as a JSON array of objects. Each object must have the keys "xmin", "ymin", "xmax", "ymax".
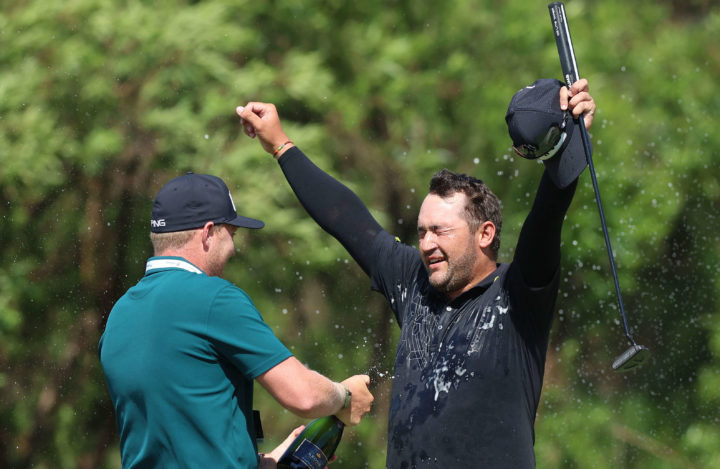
[{"xmin": 99, "ymin": 173, "xmax": 374, "ymax": 468}]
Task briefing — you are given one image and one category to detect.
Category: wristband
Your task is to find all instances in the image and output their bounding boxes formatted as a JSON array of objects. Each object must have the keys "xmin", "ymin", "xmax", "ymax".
[
  {"xmin": 342, "ymin": 384, "xmax": 352, "ymax": 409},
  {"xmin": 273, "ymin": 140, "xmax": 293, "ymax": 156}
]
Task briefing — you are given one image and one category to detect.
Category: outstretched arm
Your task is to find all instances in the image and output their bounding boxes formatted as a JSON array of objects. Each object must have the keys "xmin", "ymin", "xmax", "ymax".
[
  {"xmin": 237, "ymin": 103, "xmax": 384, "ymax": 275},
  {"xmin": 256, "ymin": 357, "xmax": 374, "ymax": 426}
]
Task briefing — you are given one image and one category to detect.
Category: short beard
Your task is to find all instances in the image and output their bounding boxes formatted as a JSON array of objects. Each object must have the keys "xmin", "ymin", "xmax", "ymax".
[{"xmin": 427, "ymin": 243, "xmax": 478, "ymax": 295}]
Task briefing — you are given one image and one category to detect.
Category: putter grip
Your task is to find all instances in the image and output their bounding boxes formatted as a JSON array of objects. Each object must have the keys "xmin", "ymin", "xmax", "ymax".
[{"xmin": 548, "ymin": 2, "xmax": 580, "ymax": 86}]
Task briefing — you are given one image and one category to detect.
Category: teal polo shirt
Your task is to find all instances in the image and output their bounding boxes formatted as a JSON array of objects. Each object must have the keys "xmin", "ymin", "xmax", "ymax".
[{"xmin": 99, "ymin": 257, "xmax": 292, "ymax": 468}]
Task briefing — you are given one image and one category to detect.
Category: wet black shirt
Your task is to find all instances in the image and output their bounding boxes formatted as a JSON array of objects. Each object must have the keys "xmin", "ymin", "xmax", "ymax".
[
  {"xmin": 278, "ymin": 147, "xmax": 576, "ymax": 468},
  {"xmin": 371, "ymin": 232, "xmax": 557, "ymax": 468}
]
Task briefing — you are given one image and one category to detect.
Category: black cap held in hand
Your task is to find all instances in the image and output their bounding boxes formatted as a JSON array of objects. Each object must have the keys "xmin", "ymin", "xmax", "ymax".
[
  {"xmin": 151, "ymin": 172, "xmax": 264, "ymax": 233},
  {"xmin": 505, "ymin": 78, "xmax": 589, "ymax": 189}
]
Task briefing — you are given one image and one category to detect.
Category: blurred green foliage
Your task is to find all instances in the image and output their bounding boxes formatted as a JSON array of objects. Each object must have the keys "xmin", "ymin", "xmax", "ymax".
[{"xmin": 1, "ymin": 0, "xmax": 719, "ymax": 467}]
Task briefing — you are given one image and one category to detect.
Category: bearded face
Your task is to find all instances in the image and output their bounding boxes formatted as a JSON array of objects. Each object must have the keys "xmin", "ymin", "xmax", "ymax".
[{"xmin": 417, "ymin": 193, "xmax": 484, "ymax": 298}]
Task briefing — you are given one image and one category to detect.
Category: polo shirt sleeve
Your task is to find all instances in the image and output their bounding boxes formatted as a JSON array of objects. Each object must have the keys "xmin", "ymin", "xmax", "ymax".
[{"xmin": 206, "ymin": 285, "xmax": 292, "ymax": 379}]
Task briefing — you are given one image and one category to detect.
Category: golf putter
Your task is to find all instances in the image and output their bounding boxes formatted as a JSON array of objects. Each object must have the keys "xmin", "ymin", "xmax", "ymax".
[{"xmin": 548, "ymin": 2, "xmax": 649, "ymax": 372}]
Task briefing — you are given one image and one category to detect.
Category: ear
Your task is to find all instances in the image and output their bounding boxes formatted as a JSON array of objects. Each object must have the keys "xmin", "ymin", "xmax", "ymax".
[
  {"xmin": 476, "ymin": 221, "xmax": 496, "ymax": 250},
  {"xmin": 201, "ymin": 221, "xmax": 215, "ymax": 251}
]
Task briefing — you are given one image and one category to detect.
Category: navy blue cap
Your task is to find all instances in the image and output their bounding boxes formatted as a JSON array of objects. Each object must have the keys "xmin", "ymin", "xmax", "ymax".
[
  {"xmin": 151, "ymin": 172, "xmax": 264, "ymax": 233},
  {"xmin": 506, "ymin": 78, "xmax": 589, "ymax": 188}
]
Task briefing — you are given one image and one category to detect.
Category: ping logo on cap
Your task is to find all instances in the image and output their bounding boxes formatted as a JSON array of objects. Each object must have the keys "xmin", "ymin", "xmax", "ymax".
[{"xmin": 228, "ymin": 191, "xmax": 237, "ymax": 212}]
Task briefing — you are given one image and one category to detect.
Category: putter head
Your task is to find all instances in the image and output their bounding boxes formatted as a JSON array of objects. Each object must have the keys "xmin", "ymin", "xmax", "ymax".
[{"xmin": 612, "ymin": 344, "xmax": 649, "ymax": 372}]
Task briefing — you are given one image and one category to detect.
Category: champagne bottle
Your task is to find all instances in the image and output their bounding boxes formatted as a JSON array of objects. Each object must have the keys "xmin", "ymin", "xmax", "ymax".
[{"xmin": 277, "ymin": 416, "xmax": 345, "ymax": 469}]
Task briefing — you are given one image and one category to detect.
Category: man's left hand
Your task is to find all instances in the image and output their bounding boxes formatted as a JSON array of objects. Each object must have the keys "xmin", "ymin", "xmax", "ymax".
[{"xmin": 559, "ymin": 78, "xmax": 596, "ymax": 129}]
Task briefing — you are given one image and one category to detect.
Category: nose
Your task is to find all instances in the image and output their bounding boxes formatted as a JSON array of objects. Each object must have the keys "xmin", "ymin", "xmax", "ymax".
[{"xmin": 418, "ymin": 231, "xmax": 437, "ymax": 252}]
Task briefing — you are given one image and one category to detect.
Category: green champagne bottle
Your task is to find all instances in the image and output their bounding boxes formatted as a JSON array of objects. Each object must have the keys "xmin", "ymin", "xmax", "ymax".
[{"xmin": 277, "ymin": 416, "xmax": 345, "ymax": 469}]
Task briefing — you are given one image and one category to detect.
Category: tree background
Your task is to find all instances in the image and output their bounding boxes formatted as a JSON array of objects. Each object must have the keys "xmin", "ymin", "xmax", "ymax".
[{"xmin": 1, "ymin": 0, "xmax": 719, "ymax": 467}]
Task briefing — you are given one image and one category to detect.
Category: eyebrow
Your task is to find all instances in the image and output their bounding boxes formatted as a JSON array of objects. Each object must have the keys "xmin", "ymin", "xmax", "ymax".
[{"xmin": 417, "ymin": 224, "xmax": 454, "ymax": 232}]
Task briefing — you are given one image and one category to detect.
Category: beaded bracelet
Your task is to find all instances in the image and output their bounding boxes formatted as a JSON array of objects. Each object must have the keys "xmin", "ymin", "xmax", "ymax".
[{"xmin": 273, "ymin": 140, "xmax": 293, "ymax": 156}]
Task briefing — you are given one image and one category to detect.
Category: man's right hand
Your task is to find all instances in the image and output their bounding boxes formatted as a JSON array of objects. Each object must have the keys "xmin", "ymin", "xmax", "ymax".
[
  {"xmin": 335, "ymin": 374, "xmax": 374, "ymax": 426},
  {"xmin": 236, "ymin": 102, "xmax": 295, "ymax": 158}
]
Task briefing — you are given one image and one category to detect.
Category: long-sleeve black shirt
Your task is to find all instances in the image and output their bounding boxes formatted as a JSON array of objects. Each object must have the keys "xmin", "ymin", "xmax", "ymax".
[{"xmin": 278, "ymin": 146, "xmax": 577, "ymax": 468}]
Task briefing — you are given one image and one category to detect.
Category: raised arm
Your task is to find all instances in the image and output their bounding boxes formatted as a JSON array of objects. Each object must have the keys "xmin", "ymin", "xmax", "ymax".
[
  {"xmin": 256, "ymin": 356, "xmax": 374, "ymax": 426},
  {"xmin": 514, "ymin": 172, "xmax": 577, "ymax": 287},
  {"xmin": 514, "ymin": 79, "xmax": 595, "ymax": 287},
  {"xmin": 237, "ymin": 103, "xmax": 384, "ymax": 275}
]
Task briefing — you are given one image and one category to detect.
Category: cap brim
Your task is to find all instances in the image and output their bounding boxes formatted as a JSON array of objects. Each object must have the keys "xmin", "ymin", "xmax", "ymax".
[
  {"xmin": 542, "ymin": 117, "xmax": 589, "ymax": 189},
  {"xmin": 226, "ymin": 215, "xmax": 265, "ymax": 229}
]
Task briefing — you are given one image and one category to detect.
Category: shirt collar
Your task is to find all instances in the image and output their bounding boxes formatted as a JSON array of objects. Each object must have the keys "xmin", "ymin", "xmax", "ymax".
[
  {"xmin": 145, "ymin": 256, "xmax": 204, "ymax": 275},
  {"xmin": 447, "ymin": 264, "xmax": 503, "ymax": 306}
]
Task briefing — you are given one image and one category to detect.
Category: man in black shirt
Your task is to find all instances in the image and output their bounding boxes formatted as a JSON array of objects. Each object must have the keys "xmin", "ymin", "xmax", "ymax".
[{"xmin": 237, "ymin": 78, "xmax": 596, "ymax": 468}]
